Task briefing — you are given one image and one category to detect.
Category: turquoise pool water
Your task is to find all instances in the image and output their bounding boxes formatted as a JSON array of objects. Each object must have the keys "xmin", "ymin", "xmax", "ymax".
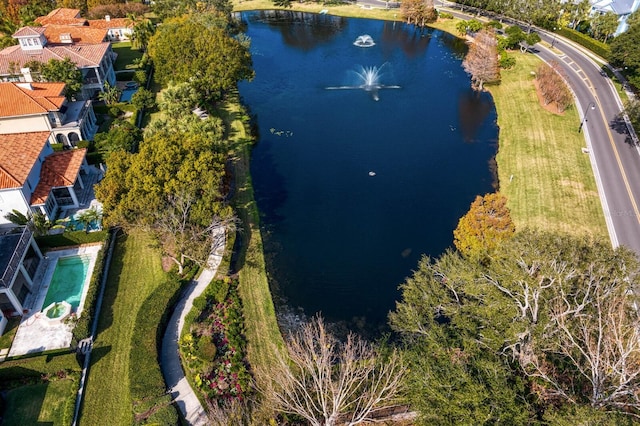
[{"xmin": 42, "ymin": 255, "xmax": 91, "ymax": 311}]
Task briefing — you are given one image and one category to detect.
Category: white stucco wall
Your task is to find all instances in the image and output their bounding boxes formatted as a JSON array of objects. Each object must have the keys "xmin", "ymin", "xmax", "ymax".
[
  {"xmin": 0, "ymin": 189, "xmax": 30, "ymax": 227},
  {"xmin": 0, "ymin": 115, "xmax": 51, "ymax": 134}
]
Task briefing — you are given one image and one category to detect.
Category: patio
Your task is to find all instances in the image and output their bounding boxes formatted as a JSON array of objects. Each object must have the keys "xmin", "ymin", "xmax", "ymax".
[{"xmin": 7, "ymin": 245, "xmax": 101, "ymax": 357}]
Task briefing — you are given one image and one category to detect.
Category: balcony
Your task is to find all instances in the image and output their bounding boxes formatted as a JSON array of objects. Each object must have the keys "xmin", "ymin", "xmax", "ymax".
[{"xmin": 0, "ymin": 227, "xmax": 32, "ymax": 288}]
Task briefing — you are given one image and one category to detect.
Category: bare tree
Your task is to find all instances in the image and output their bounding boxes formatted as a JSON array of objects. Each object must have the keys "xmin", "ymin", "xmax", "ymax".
[
  {"xmin": 462, "ymin": 29, "xmax": 500, "ymax": 91},
  {"xmin": 259, "ymin": 316, "xmax": 405, "ymax": 426},
  {"xmin": 536, "ymin": 61, "xmax": 572, "ymax": 112},
  {"xmin": 401, "ymin": 0, "xmax": 437, "ymax": 27},
  {"xmin": 153, "ymin": 191, "xmax": 236, "ymax": 274},
  {"xmin": 546, "ymin": 268, "xmax": 640, "ymax": 412}
]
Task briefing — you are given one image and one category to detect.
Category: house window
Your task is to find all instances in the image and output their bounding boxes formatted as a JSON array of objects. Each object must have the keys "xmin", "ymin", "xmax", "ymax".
[{"xmin": 27, "ymin": 39, "xmax": 33, "ymax": 46}]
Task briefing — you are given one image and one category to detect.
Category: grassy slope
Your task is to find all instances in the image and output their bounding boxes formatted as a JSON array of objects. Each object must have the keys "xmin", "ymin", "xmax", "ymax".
[
  {"xmin": 2, "ymin": 378, "xmax": 77, "ymax": 426},
  {"xmin": 218, "ymin": 99, "xmax": 285, "ymax": 379},
  {"xmin": 489, "ymin": 53, "xmax": 607, "ymax": 239},
  {"xmin": 80, "ymin": 230, "xmax": 166, "ymax": 425}
]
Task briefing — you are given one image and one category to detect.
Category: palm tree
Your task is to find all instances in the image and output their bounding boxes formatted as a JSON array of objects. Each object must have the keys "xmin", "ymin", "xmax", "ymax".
[
  {"xmin": 75, "ymin": 207, "xmax": 103, "ymax": 233},
  {"xmin": 126, "ymin": 14, "xmax": 155, "ymax": 51},
  {"xmin": 98, "ymin": 82, "xmax": 121, "ymax": 105}
]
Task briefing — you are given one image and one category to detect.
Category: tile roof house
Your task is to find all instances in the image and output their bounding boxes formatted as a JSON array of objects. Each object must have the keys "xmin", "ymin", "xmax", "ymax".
[
  {"xmin": 34, "ymin": 8, "xmax": 87, "ymax": 27},
  {"xmin": 43, "ymin": 25, "xmax": 108, "ymax": 45},
  {"xmin": 0, "ymin": 226, "xmax": 43, "ymax": 319},
  {"xmin": 0, "ymin": 82, "xmax": 97, "ymax": 147},
  {"xmin": 88, "ymin": 15, "xmax": 134, "ymax": 42},
  {"xmin": 0, "ymin": 131, "xmax": 88, "ymax": 228},
  {"xmin": 0, "ymin": 26, "xmax": 116, "ymax": 100}
]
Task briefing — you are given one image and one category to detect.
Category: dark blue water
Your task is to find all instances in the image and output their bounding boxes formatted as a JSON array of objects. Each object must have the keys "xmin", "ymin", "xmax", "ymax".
[{"xmin": 239, "ymin": 11, "xmax": 498, "ymax": 331}]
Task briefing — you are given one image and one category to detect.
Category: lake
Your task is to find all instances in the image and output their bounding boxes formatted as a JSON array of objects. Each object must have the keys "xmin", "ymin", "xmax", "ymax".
[{"xmin": 238, "ymin": 11, "xmax": 498, "ymax": 333}]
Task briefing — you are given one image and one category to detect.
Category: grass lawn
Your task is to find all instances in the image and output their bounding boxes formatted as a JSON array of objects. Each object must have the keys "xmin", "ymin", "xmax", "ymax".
[
  {"xmin": 234, "ymin": 0, "xmax": 402, "ymax": 20},
  {"xmin": 112, "ymin": 41, "xmax": 144, "ymax": 71},
  {"xmin": 490, "ymin": 53, "xmax": 608, "ymax": 239},
  {"xmin": 79, "ymin": 230, "xmax": 167, "ymax": 425},
  {"xmin": 217, "ymin": 98, "xmax": 286, "ymax": 382},
  {"xmin": 0, "ymin": 317, "xmax": 20, "ymax": 350},
  {"xmin": 3, "ymin": 377, "xmax": 77, "ymax": 426}
]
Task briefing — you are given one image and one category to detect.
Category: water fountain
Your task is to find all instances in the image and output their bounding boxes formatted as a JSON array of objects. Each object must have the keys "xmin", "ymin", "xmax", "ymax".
[
  {"xmin": 353, "ymin": 34, "xmax": 375, "ymax": 47},
  {"xmin": 326, "ymin": 64, "xmax": 400, "ymax": 101}
]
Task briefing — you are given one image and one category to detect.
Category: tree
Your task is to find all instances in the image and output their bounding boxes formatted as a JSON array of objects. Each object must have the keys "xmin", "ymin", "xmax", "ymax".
[
  {"xmin": 147, "ymin": 15, "xmax": 254, "ymax": 102},
  {"xmin": 453, "ymin": 192, "xmax": 515, "ymax": 258},
  {"xmin": 94, "ymin": 119, "xmax": 142, "ymax": 154},
  {"xmin": 4, "ymin": 209, "xmax": 51, "ymax": 236},
  {"xmin": 130, "ymin": 87, "xmax": 156, "ymax": 111},
  {"xmin": 75, "ymin": 207, "xmax": 102, "ymax": 233},
  {"xmin": 536, "ymin": 61, "xmax": 572, "ymax": 112},
  {"xmin": 462, "ymin": 28, "xmax": 500, "ymax": 90},
  {"xmin": 610, "ymin": 24, "xmax": 640, "ymax": 88},
  {"xmin": 456, "ymin": 19, "xmax": 483, "ymax": 36},
  {"xmin": 127, "ymin": 14, "xmax": 155, "ymax": 51},
  {"xmin": 623, "ymin": 98, "xmax": 640, "ymax": 131},
  {"xmin": 591, "ymin": 11, "xmax": 619, "ymax": 43},
  {"xmin": 260, "ymin": 316, "xmax": 405, "ymax": 426},
  {"xmin": 157, "ymin": 82, "xmax": 199, "ymax": 120},
  {"xmin": 391, "ymin": 229, "xmax": 640, "ymax": 419},
  {"xmin": 401, "ymin": 0, "xmax": 437, "ymax": 28},
  {"xmin": 98, "ymin": 81, "xmax": 120, "ymax": 105},
  {"xmin": 40, "ymin": 57, "xmax": 82, "ymax": 99}
]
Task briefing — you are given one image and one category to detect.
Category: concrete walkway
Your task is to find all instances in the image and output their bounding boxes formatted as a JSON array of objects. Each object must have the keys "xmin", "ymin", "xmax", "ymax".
[{"xmin": 160, "ymin": 231, "xmax": 225, "ymax": 426}]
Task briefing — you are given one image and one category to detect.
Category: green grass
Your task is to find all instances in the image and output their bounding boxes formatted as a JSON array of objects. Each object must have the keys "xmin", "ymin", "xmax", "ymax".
[
  {"xmin": 2, "ymin": 376, "xmax": 77, "ymax": 426},
  {"xmin": 0, "ymin": 317, "xmax": 20, "ymax": 350},
  {"xmin": 490, "ymin": 53, "xmax": 608, "ymax": 239},
  {"xmin": 79, "ymin": 230, "xmax": 168, "ymax": 425},
  {"xmin": 233, "ymin": 0, "xmax": 402, "ymax": 20},
  {"xmin": 218, "ymin": 98, "xmax": 286, "ymax": 382},
  {"xmin": 36, "ymin": 230, "xmax": 108, "ymax": 250},
  {"xmin": 112, "ymin": 41, "xmax": 144, "ymax": 71}
]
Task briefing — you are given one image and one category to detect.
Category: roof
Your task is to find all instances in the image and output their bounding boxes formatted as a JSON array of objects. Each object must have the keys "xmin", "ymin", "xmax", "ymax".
[
  {"xmin": 0, "ymin": 231, "xmax": 25, "ymax": 283},
  {"xmin": 87, "ymin": 18, "xmax": 132, "ymax": 30},
  {"xmin": 0, "ymin": 82, "xmax": 66, "ymax": 118},
  {"xmin": 12, "ymin": 27, "xmax": 46, "ymax": 38},
  {"xmin": 0, "ymin": 42, "xmax": 110, "ymax": 75},
  {"xmin": 31, "ymin": 148, "xmax": 86, "ymax": 205},
  {"xmin": 0, "ymin": 132, "xmax": 50, "ymax": 190},
  {"xmin": 592, "ymin": 0, "xmax": 637, "ymax": 15},
  {"xmin": 44, "ymin": 25, "xmax": 107, "ymax": 44},
  {"xmin": 35, "ymin": 8, "xmax": 86, "ymax": 26}
]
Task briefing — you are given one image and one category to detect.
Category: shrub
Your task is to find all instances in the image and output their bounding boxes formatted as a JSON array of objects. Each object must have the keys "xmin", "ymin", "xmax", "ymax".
[
  {"xmin": 116, "ymin": 71, "xmax": 135, "ymax": 81},
  {"xmin": 109, "ymin": 106, "xmax": 121, "ymax": 117},
  {"xmin": 499, "ymin": 51, "xmax": 516, "ymax": 69},
  {"xmin": 50, "ymin": 143, "xmax": 64, "ymax": 152},
  {"xmin": 36, "ymin": 231, "xmax": 108, "ymax": 250},
  {"xmin": 75, "ymin": 140, "xmax": 90, "ymax": 149},
  {"xmin": 557, "ymin": 27, "xmax": 610, "ymax": 60},
  {"xmin": 133, "ymin": 70, "xmax": 147, "ymax": 86},
  {"xmin": 438, "ymin": 11, "xmax": 453, "ymax": 19}
]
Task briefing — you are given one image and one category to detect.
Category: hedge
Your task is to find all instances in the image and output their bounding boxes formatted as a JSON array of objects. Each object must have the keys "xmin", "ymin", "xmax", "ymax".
[
  {"xmin": 36, "ymin": 230, "xmax": 108, "ymax": 251},
  {"xmin": 71, "ymin": 231, "xmax": 111, "ymax": 343},
  {"xmin": 557, "ymin": 27, "xmax": 610, "ymax": 60},
  {"xmin": 128, "ymin": 272, "xmax": 184, "ymax": 424},
  {"xmin": 0, "ymin": 351, "xmax": 81, "ymax": 386}
]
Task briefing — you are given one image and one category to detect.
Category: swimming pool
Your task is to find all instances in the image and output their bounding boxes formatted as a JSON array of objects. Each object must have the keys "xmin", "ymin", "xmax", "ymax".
[
  {"xmin": 41, "ymin": 255, "xmax": 92, "ymax": 311},
  {"xmin": 66, "ymin": 213, "xmax": 101, "ymax": 232},
  {"xmin": 119, "ymin": 88, "xmax": 138, "ymax": 102}
]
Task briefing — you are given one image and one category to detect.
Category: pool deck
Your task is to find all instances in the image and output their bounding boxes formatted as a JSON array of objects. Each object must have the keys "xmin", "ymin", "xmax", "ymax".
[{"xmin": 8, "ymin": 245, "xmax": 101, "ymax": 357}]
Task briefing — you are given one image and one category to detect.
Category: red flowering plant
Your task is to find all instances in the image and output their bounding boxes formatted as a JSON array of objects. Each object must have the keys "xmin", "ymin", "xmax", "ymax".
[{"xmin": 180, "ymin": 278, "xmax": 251, "ymax": 404}]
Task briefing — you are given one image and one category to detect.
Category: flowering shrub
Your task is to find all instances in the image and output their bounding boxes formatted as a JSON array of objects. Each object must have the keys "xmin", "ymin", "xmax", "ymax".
[{"xmin": 181, "ymin": 278, "xmax": 250, "ymax": 404}]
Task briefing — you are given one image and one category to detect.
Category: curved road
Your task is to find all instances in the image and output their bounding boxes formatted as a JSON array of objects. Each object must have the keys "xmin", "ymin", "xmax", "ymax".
[{"xmin": 429, "ymin": 2, "xmax": 640, "ymax": 254}]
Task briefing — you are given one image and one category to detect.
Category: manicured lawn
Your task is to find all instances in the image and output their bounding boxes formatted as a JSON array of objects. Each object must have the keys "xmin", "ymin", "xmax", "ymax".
[
  {"xmin": 233, "ymin": 0, "xmax": 402, "ymax": 20},
  {"xmin": 2, "ymin": 377, "xmax": 77, "ymax": 426},
  {"xmin": 0, "ymin": 317, "xmax": 20, "ymax": 350},
  {"xmin": 112, "ymin": 41, "xmax": 144, "ymax": 71},
  {"xmin": 490, "ymin": 53, "xmax": 608, "ymax": 239},
  {"xmin": 79, "ymin": 230, "xmax": 167, "ymax": 425},
  {"xmin": 218, "ymin": 98, "xmax": 285, "ymax": 382}
]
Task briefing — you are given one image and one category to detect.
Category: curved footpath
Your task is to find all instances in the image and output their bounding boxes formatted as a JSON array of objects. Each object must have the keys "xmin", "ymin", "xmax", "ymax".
[{"xmin": 160, "ymin": 237, "xmax": 225, "ymax": 426}]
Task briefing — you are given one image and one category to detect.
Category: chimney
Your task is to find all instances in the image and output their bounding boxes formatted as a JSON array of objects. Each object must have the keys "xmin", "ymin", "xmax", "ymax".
[
  {"xmin": 60, "ymin": 33, "xmax": 72, "ymax": 43},
  {"xmin": 17, "ymin": 82, "xmax": 33, "ymax": 90},
  {"xmin": 20, "ymin": 68, "xmax": 33, "ymax": 83},
  {"xmin": 105, "ymin": 15, "xmax": 110, "ymax": 22}
]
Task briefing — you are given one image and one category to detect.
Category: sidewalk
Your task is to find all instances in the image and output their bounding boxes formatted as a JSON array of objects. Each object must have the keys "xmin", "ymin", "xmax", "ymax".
[{"xmin": 160, "ymin": 231, "xmax": 225, "ymax": 426}]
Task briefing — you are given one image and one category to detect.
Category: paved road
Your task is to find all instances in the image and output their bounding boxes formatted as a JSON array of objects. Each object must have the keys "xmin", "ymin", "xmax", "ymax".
[{"xmin": 434, "ymin": 3, "xmax": 640, "ymax": 254}]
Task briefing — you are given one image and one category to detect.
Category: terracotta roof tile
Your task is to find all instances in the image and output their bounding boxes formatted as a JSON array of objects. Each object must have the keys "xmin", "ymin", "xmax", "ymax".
[
  {"xmin": 12, "ymin": 27, "xmax": 46, "ymax": 38},
  {"xmin": 35, "ymin": 8, "xmax": 86, "ymax": 27},
  {"xmin": 0, "ymin": 42, "xmax": 110, "ymax": 75},
  {"xmin": 44, "ymin": 25, "xmax": 107, "ymax": 44},
  {"xmin": 87, "ymin": 18, "xmax": 132, "ymax": 30},
  {"xmin": 31, "ymin": 148, "xmax": 85, "ymax": 205},
  {"xmin": 0, "ymin": 132, "xmax": 50, "ymax": 190},
  {"xmin": 0, "ymin": 82, "xmax": 66, "ymax": 117}
]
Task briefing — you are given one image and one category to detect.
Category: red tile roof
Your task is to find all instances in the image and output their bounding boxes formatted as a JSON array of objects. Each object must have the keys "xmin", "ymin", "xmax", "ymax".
[
  {"xmin": 0, "ymin": 42, "xmax": 110, "ymax": 75},
  {"xmin": 12, "ymin": 27, "xmax": 46, "ymax": 38},
  {"xmin": 0, "ymin": 82, "xmax": 66, "ymax": 118},
  {"xmin": 44, "ymin": 25, "xmax": 107, "ymax": 44},
  {"xmin": 31, "ymin": 148, "xmax": 86, "ymax": 205},
  {"xmin": 0, "ymin": 132, "xmax": 50, "ymax": 190},
  {"xmin": 87, "ymin": 18, "xmax": 132, "ymax": 30},
  {"xmin": 35, "ymin": 8, "xmax": 86, "ymax": 27}
]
